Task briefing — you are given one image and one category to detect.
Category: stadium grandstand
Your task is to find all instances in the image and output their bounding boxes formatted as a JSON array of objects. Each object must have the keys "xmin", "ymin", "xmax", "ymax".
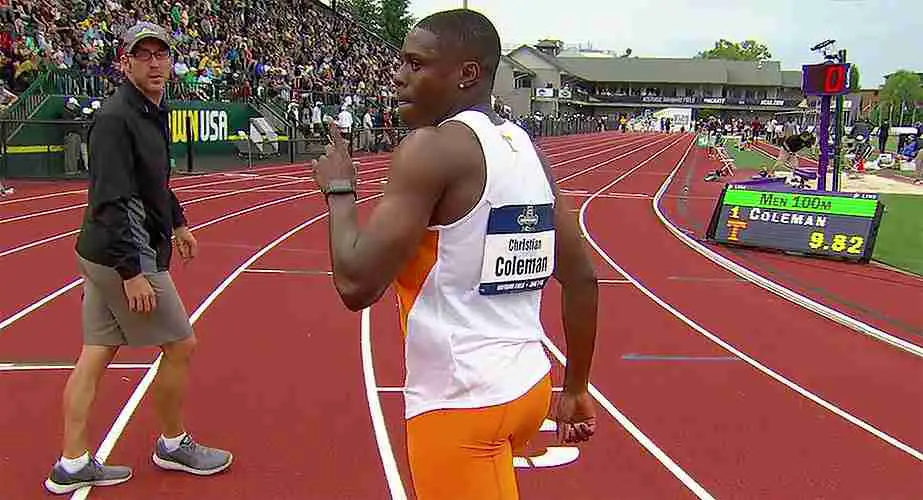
[{"xmin": 491, "ymin": 39, "xmax": 861, "ymax": 134}]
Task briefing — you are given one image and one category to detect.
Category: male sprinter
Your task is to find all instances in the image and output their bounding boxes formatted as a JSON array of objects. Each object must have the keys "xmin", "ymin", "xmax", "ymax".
[
  {"xmin": 312, "ymin": 9, "xmax": 598, "ymax": 499},
  {"xmin": 44, "ymin": 22, "xmax": 231, "ymax": 494}
]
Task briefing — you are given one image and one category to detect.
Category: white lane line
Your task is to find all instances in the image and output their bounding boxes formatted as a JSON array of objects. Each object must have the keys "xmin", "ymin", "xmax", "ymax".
[
  {"xmin": 0, "ymin": 163, "xmax": 366, "ymax": 226},
  {"xmin": 0, "ymin": 167, "xmax": 386, "ymax": 259},
  {"xmin": 376, "ymin": 386, "xmax": 565, "ymax": 393},
  {"xmin": 0, "ymin": 156, "xmax": 381, "ymax": 209},
  {"xmin": 0, "ymin": 175, "xmax": 298, "ymax": 225},
  {"xmin": 653, "ymin": 145, "xmax": 923, "ymax": 358},
  {"xmin": 71, "ymin": 194, "xmax": 384, "ymax": 500},
  {"xmin": 557, "ymin": 135, "xmax": 677, "ymax": 183},
  {"xmin": 0, "ymin": 363, "xmax": 152, "ymax": 372},
  {"xmin": 0, "ymin": 177, "xmax": 305, "ymax": 258},
  {"xmin": 174, "ymin": 189, "xmax": 310, "ymax": 194},
  {"xmin": 361, "ymin": 308, "xmax": 409, "ymax": 500},
  {"xmin": 552, "ymin": 137, "xmax": 667, "ymax": 178},
  {"xmin": 581, "ymin": 137, "xmax": 923, "ymax": 462},
  {"xmin": 0, "ymin": 188, "xmax": 88, "ymax": 206},
  {"xmin": 540, "ymin": 336, "xmax": 716, "ymax": 500},
  {"xmin": 0, "ymin": 176, "xmax": 387, "ymax": 332},
  {"xmin": 0, "ymin": 171, "xmax": 240, "ymax": 207},
  {"xmin": 544, "ymin": 134, "xmax": 644, "ymax": 161},
  {"xmin": 0, "ymin": 279, "xmax": 82, "ymax": 331},
  {"xmin": 560, "ymin": 191, "xmax": 654, "ymax": 199},
  {"xmin": 242, "ymin": 269, "xmax": 332, "ymax": 276},
  {"xmin": 0, "ymin": 202, "xmax": 88, "ymax": 224},
  {"xmin": 0, "ymin": 177, "xmax": 281, "ymax": 225}
]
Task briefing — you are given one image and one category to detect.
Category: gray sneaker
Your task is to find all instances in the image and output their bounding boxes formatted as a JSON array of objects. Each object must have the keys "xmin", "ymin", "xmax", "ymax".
[
  {"xmin": 44, "ymin": 457, "xmax": 132, "ymax": 494},
  {"xmin": 152, "ymin": 434, "xmax": 232, "ymax": 475}
]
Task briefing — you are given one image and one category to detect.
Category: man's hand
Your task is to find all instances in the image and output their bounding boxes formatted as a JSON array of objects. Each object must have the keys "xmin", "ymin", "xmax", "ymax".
[
  {"xmin": 550, "ymin": 390, "xmax": 597, "ymax": 444},
  {"xmin": 175, "ymin": 226, "xmax": 198, "ymax": 261},
  {"xmin": 311, "ymin": 117, "xmax": 356, "ymax": 193},
  {"xmin": 124, "ymin": 274, "xmax": 157, "ymax": 313}
]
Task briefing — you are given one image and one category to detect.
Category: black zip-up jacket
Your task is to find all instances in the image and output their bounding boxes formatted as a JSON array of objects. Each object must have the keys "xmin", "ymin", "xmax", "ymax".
[{"xmin": 76, "ymin": 82, "xmax": 186, "ymax": 280}]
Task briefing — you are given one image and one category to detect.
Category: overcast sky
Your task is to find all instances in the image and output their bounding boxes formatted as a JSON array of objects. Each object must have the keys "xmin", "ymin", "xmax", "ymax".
[{"xmin": 405, "ymin": 0, "xmax": 920, "ymax": 89}]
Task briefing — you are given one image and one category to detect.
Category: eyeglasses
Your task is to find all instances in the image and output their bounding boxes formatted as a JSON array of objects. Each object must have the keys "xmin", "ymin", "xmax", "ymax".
[{"xmin": 130, "ymin": 49, "xmax": 171, "ymax": 61}]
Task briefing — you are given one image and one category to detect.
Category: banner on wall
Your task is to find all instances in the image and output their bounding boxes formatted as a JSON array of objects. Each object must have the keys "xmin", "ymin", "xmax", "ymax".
[
  {"xmin": 167, "ymin": 101, "xmax": 258, "ymax": 144},
  {"xmin": 169, "ymin": 108, "xmax": 229, "ymax": 144},
  {"xmin": 653, "ymin": 107, "xmax": 692, "ymax": 130}
]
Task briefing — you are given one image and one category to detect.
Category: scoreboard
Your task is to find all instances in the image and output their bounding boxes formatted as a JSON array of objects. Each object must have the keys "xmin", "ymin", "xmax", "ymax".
[{"xmin": 706, "ymin": 184, "xmax": 884, "ymax": 262}]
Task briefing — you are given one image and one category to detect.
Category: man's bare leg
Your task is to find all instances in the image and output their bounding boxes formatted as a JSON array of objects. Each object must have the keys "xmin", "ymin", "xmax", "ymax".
[
  {"xmin": 152, "ymin": 335, "xmax": 197, "ymax": 438},
  {"xmin": 47, "ymin": 343, "xmax": 133, "ymax": 494},
  {"xmin": 62, "ymin": 345, "xmax": 119, "ymax": 458},
  {"xmin": 150, "ymin": 333, "xmax": 233, "ymax": 475}
]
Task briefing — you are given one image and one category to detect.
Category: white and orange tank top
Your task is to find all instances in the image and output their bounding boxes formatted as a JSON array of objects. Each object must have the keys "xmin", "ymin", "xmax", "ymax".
[{"xmin": 394, "ymin": 109, "xmax": 554, "ymax": 419}]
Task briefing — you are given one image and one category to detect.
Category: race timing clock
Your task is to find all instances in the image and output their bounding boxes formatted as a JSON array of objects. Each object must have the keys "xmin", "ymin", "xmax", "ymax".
[
  {"xmin": 706, "ymin": 184, "xmax": 884, "ymax": 263},
  {"xmin": 801, "ymin": 63, "xmax": 852, "ymax": 96}
]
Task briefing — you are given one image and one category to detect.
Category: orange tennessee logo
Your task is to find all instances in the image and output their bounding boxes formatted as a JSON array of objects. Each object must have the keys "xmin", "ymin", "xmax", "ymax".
[{"xmin": 726, "ymin": 220, "xmax": 748, "ymax": 241}]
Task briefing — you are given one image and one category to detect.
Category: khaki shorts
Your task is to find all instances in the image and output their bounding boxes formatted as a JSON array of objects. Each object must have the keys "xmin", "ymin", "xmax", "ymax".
[{"xmin": 77, "ymin": 254, "xmax": 194, "ymax": 347}]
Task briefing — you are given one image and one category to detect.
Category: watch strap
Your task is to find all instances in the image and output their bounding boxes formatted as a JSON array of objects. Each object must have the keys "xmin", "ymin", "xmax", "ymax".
[{"xmin": 323, "ymin": 179, "xmax": 356, "ymax": 197}]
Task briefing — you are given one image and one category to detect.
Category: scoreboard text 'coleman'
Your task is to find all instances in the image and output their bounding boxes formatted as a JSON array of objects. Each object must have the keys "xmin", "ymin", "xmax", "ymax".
[{"xmin": 706, "ymin": 183, "xmax": 884, "ymax": 263}]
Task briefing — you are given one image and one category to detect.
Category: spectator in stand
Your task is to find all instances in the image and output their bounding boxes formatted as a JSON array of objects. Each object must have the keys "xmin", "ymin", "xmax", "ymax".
[
  {"xmin": 308, "ymin": 100, "xmax": 321, "ymax": 135},
  {"xmin": 336, "ymin": 103, "xmax": 353, "ymax": 150},
  {"xmin": 361, "ymin": 106, "xmax": 373, "ymax": 151},
  {"xmin": 1, "ymin": 0, "xmax": 400, "ymax": 112},
  {"xmin": 0, "ymin": 78, "xmax": 17, "ymax": 110}
]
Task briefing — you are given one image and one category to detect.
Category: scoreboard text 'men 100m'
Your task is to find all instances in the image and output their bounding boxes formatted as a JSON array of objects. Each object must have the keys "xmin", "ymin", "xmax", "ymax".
[{"xmin": 706, "ymin": 184, "xmax": 884, "ymax": 262}]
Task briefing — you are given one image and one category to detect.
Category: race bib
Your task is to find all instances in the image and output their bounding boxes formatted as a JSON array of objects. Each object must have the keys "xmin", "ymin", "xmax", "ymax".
[{"xmin": 479, "ymin": 204, "xmax": 555, "ymax": 295}]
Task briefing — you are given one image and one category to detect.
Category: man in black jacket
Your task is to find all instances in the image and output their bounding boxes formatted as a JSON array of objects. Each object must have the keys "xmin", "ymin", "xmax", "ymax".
[{"xmin": 44, "ymin": 22, "xmax": 232, "ymax": 495}]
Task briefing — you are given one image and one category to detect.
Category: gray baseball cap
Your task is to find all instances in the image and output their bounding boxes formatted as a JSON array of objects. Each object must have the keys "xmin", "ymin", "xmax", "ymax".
[{"xmin": 121, "ymin": 21, "xmax": 171, "ymax": 54}]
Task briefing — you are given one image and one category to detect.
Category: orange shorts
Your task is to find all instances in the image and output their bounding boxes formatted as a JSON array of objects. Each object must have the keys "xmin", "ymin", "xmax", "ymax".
[{"xmin": 406, "ymin": 374, "xmax": 552, "ymax": 500}]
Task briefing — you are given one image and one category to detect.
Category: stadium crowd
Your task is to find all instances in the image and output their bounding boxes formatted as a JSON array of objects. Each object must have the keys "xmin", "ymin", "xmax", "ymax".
[{"xmin": 0, "ymin": 0, "xmax": 400, "ymax": 111}]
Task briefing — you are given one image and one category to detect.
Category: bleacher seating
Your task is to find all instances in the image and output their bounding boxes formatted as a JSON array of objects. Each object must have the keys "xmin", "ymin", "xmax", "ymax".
[{"xmin": 0, "ymin": 0, "xmax": 400, "ymax": 113}]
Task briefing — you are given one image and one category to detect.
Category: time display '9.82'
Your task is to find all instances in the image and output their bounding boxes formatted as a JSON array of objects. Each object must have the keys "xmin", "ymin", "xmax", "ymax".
[{"xmin": 707, "ymin": 184, "xmax": 884, "ymax": 263}]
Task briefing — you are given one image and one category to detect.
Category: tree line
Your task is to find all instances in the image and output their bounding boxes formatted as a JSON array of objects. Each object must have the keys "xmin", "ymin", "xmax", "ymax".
[{"xmin": 335, "ymin": 0, "xmax": 415, "ymax": 49}]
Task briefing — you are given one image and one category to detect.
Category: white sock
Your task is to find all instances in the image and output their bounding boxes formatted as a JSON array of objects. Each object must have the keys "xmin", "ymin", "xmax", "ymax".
[
  {"xmin": 160, "ymin": 432, "xmax": 188, "ymax": 452},
  {"xmin": 60, "ymin": 452, "xmax": 90, "ymax": 474}
]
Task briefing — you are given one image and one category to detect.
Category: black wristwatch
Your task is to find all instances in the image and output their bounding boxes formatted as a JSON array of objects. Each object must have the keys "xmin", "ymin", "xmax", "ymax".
[{"xmin": 322, "ymin": 179, "xmax": 356, "ymax": 198}]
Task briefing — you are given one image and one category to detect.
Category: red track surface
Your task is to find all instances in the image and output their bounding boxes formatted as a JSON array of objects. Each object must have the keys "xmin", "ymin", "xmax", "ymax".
[{"xmin": 0, "ymin": 132, "xmax": 920, "ymax": 499}]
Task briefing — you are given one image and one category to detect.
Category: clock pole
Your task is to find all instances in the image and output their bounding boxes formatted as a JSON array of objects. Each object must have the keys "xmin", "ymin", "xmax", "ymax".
[
  {"xmin": 818, "ymin": 96, "xmax": 831, "ymax": 191},
  {"xmin": 831, "ymin": 48, "xmax": 848, "ymax": 192}
]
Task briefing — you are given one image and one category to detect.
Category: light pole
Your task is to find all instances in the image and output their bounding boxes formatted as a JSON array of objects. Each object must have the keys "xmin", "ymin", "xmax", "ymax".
[{"xmin": 463, "ymin": 0, "xmax": 468, "ymax": 8}]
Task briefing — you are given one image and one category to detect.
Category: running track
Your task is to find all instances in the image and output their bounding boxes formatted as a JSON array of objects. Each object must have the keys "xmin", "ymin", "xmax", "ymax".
[{"xmin": 0, "ymin": 132, "xmax": 920, "ymax": 499}]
